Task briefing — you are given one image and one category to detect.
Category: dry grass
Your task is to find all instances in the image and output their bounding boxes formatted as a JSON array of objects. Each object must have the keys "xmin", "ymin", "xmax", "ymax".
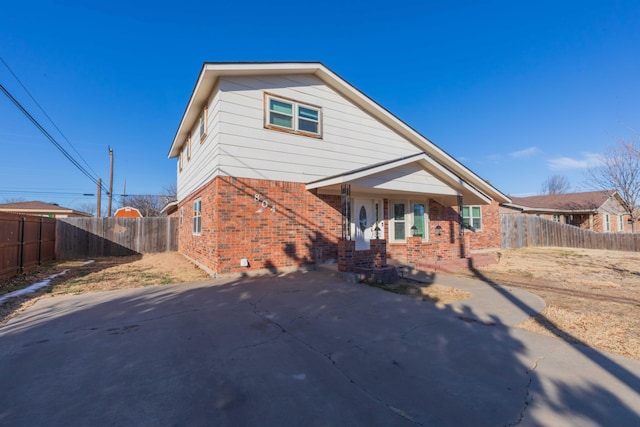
[
  {"xmin": 472, "ymin": 247, "xmax": 640, "ymax": 360},
  {"xmin": 365, "ymin": 279, "xmax": 471, "ymax": 306},
  {"xmin": 0, "ymin": 253, "xmax": 211, "ymax": 324}
]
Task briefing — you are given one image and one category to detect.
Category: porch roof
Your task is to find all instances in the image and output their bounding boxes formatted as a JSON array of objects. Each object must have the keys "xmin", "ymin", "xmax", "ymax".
[{"xmin": 306, "ymin": 153, "xmax": 492, "ymax": 205}]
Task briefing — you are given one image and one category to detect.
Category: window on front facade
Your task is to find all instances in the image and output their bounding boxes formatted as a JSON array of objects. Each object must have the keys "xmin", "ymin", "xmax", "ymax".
[
  {"xmin": 619, "ymin": 215, "xmax": 624, "ymax": 231},
  {"xmin": 392, "ymin": 202, "xmax": 405, "ymax": 241},
  {"xmin": 553, "ymin": 214, "xmax": 561, "ymax": 222},
  {"xmin": 462, "ymin": 206, "xmax": 482, "ymax": 230},
  {"xmin": 604, "ymin": 214, "xmax": 610, "ymax": 232},
  {"xmin": 389, "ymin": 201, "xmax": 429, "ymax": 241},
  {"xmin": 186, "ymin": 136, "xmax": 191, "ymax": 160},
  {"xmin": 193, "ymin": 199, "xmax": 202, "ymax": 234},
  {"xmin": 413, "ymin": 203, "xmax": 428, "ymax": 240},
  {"xmin": 265, "ymin": 94, "xmax": 321, "ymax": 137},
  {"xmin": 179, "ymin": 147, "xmax": 184, "ymax": 172},
  {"xmin": 179, "ymin": 207, "xmax": 184, "ymax": 226}
]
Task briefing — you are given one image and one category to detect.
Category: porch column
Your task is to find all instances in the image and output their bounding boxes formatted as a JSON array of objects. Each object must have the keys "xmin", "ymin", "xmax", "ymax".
[{"xmin": 338, "ymin": 240, "xmax": 355, "ymax": 272}]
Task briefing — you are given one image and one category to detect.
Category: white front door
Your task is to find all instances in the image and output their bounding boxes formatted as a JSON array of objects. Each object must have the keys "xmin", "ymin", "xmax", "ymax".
[{"xmin": 352, "ymin": 199, "xmax": 379, "ymax": 251}]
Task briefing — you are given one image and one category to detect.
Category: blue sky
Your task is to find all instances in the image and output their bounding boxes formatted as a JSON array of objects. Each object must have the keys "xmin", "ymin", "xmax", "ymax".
[{"xmin": 1, "ymin": 0, "xmax": 639, "ymax": 211}]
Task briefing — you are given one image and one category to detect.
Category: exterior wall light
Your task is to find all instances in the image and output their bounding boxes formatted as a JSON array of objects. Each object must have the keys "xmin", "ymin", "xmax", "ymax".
[
  {"xmin": 410, "ymin": 225, "xmax": 417, "ymax": 236},
  {"xmin": 374, "ymin": 225, "xmax": 381, "ymax": 239},
  {"xmin": 435, "ymin": 225, "xmax": 442, "ymax": 236}
]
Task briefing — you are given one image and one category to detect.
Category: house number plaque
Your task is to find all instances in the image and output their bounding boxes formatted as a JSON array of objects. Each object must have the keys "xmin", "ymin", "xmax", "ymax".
[{"xmin": 254, "ymin": 193, "xmax": 276, "ymax": 213}]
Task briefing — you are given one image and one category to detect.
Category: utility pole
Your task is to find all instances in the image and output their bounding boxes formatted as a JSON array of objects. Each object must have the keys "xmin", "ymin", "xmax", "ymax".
[
  {"xmin": 96, "ymin": 178, "xmax": 102, "ymax": 217},
  {"xmin": 107, "ymin": 146, "xmax": 114, "ymax": 216},
  {"xmin": 122, "ymin": 179, "xmax": 127, "ymax": 207}
]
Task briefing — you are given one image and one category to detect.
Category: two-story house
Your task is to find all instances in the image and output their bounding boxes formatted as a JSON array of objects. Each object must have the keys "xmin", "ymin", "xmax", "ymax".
[{"xmin": 168, "ymin": 62, "xmax": 510, "ymax": 277}]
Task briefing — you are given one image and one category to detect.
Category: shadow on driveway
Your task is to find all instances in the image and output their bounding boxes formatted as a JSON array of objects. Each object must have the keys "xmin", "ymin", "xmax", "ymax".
[{"xmin": 1, "ymin": 270, "xmax": 638, "ymax": 426}]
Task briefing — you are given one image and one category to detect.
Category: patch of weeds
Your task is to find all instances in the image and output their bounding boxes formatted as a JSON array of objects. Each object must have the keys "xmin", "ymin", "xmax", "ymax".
[{"xmin": 161, "ymin": 275, "xmax": 173, "ymax": 285}]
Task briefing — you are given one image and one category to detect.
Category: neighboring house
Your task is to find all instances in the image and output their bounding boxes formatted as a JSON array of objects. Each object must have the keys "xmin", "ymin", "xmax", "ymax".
[
  {"xmin": 0, "ymin": 201, "xmax": 93, "ymax": 218},
  {"xmin": 168, "ymin": 62, "xmax": 511, "ymax": 277},
  {"xmin": 501, "ymin": 190, "xmax": 633, "ymax": 232},
  {"xmin": 114, "ymin": 206, "xmax": 143, "ymax": 218}
]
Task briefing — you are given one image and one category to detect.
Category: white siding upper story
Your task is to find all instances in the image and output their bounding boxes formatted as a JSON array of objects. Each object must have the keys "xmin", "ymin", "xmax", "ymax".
[
  {"xmin": 176, "ymin": 74, "xmax": 421, "ymax": 201},
  {"xmin": 171, "ymin": 63, "xmax": 510, "ymax": 206}
]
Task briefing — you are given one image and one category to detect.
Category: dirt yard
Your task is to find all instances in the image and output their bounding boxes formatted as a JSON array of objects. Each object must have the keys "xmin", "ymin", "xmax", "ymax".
[
  {"xmin": 0, "ymin": 253, "xmax": 211, "ymax": 324},
  {"xmin": 469, "ymin": 247, "xmax": 640, "ymax": 361},
  {"xmin": 2, "ymin": 247, "xmax": 639, "ymax": 360}
]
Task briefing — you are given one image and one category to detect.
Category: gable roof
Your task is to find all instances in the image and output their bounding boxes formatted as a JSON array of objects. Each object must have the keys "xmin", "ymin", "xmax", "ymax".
[
  {"xmin": 307, "ymin": 153, "xmax": 491, "ymax": 205},
  {"xmin": 0, "ymin": 201, "xmax": 93, "ymax": 217},
  {"xmin": 507, "ymin": 190, "xmax": 618, "ymax": 213},
  {"xmin": 168, "ymin": 62, "xmax": 510, "ymax": 204}
]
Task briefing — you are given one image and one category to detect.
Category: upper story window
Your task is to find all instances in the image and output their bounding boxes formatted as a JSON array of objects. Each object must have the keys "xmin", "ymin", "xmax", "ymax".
[
  {"xmin": 265, "ymin": 93, "xmax": 322, "ymax": 137},
  {"xmin": 199, "ymin": 105, "xmax": 208, "ymax": 142},
  {"xmin": 186, "ymin": 135, "xmax": 191, "ymax": 160},
  {"xmin": 462, "ymin": 206, "xmax": 482, "ymax": 231}
]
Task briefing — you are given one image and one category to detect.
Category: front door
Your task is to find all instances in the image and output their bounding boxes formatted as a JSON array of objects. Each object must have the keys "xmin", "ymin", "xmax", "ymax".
[{"xmin": 352, "ymin": 199, "xmax": 378, "ymax": 250}]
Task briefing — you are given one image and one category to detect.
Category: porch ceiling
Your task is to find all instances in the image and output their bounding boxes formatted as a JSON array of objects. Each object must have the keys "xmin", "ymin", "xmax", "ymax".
[{"xmin": 306, "ymin": 153, "xmax": 492, "ymax": 205}]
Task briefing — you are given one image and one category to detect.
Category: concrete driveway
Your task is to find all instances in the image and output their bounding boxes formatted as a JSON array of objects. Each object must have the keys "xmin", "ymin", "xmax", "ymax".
[{"xmin": 1, "ymin": 270, "xmax": 639, "ymax": 426}]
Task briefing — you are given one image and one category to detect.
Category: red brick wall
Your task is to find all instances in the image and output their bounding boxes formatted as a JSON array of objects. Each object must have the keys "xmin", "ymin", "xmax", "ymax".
[
  {"xmin": 178, "ymin": 176, "xmax": 342, "ymax": 276},
  {"xmin": 178, "ymin": 178, "xmax": 503, "ymax": 275},
  {"xmin": 387, "ymin": 199, "xmax": 500, "ymax": 263},
  {"xmin": 465, "ymin": 200, "xmax": 501, "ymax": 251}
]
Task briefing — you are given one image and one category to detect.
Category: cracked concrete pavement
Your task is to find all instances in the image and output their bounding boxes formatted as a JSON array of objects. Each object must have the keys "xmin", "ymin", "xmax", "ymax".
[{"xmin": 1, "ymin": 270, "xmax": 639, "ymax": 426}]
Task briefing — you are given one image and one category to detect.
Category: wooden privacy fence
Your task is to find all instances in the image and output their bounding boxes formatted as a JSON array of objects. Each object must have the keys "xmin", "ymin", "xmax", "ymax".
[
  {"xmin": 0, "ymin": 213, "xmax": 56, "ymax": 278},
  {"xmin": 501, "ymin": 214, "xmax": 640, "ymax": 251},
  {"xmin": 56, "ymin": 217, "xmax": 178, "ymax": 259}
]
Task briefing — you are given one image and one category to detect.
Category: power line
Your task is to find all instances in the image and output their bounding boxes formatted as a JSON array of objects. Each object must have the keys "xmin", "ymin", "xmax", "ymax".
[
  {"xmin": 0, "ymin": 83, "xmax": 107, "ymax": 194},
  {"xmin": 0, "ymin": 56, "xmax": 100, "ymax": 178}
]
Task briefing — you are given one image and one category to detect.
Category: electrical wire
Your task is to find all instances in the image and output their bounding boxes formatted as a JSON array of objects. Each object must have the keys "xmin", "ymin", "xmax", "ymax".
[
  {"xmin": 0, "ymin": 56, "xmax": 100, "ymax": 179},
  {"xmin": 0, "ymin": 83, "xmax": 107, "ymax": 194}
]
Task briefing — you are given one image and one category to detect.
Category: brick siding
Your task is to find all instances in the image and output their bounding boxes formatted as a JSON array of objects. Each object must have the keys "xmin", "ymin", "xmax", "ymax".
[{"xmin": 178, "ymin": 176, "xmax": 341, "ymax": 276}]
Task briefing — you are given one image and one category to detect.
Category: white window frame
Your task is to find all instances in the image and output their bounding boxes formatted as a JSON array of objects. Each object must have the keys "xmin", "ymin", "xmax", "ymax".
[
  {"xmin": 265, "ymin": 93, "xmax": 322, "ymax": 138},
  {"xmin": 619, "ymin": 215, "xmax": 624, "ymax": 231},
  {"xmin": 199, "ymin": 105, "xmax": 208, "ymax": 143},
  {"xmin": 389, "ymin": 199, "xmax": 429, "ymax": 242},
  {"xmin": 179, "ymin": 207, "xmax": 184, "ymax": 226},
  {"xmin": 178, "ymin": 147, "xmax": 184, "ymax": 172},
  {"xmin": 462, "ymin": 206, "xmax": 482, "ymax": 231},
  {"xmin": 193, "ymin": 199, "xmax": 202, "ymax": 235},
  {"xmin": 186, "ymin": 135, "xmax": 191, "ymax": 161},
  {"xmin": 604, "ymin": 213, "xmax": 610, "ymax": 232},
  {"xmin": 389, "ymin": 200, "xmax": 407, "ymax": 242}
]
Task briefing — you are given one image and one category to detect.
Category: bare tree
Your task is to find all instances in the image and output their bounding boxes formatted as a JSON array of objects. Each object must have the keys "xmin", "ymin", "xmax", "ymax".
[
  {"xmin": 120, "ymin": 184, "xmax": 177, "ymax": 217},
  {"xmin": 161, "ymin": 183, "xmax": 177, "ymax": 204},
  {"xmin": 77, "ymin": 202, "xmax": 96, "ymax": 216},
  {"xmin": 540, "ymin": 175, "xmax": 572, "ymax": 195},
  {"xmin": 124, "ymin": 194, "xmax": 166, "ymax": 217},
  {"xmin": 587, "ymin": 139, "xmax": 640, "ymax": 232}
]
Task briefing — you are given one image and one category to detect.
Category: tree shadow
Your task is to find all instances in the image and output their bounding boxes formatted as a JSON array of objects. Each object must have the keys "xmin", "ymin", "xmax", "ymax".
[
  {"xmin": 467, "ymin": 259, "xmax": 640, "ymax": 421},
  {"xmin": 0, "ymin": 270, "xmax": 638, "ymax": 426}
]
